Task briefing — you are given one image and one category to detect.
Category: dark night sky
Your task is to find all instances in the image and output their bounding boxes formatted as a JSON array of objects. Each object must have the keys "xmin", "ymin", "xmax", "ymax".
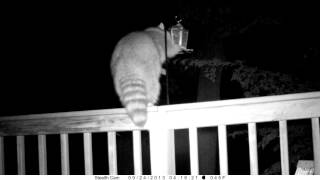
[
  {"xmin": 1, "ymin": 1, "xmax": 164, "ymax": 115},
  {"xmin": 1, "ymin": 1, "xmax": 319, "ymax": 116}
]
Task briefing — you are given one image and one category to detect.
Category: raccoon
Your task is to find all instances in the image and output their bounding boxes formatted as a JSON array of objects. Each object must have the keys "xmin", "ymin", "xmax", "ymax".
[{"xmin": 110, "ymin": 23, "xmax": 183, "ymax": 126}]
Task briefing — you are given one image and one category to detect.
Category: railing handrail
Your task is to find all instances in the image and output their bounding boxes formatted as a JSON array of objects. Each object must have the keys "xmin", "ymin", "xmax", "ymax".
[{"xmin": 1, "ymin": 91, "xmax": 320, "ymax": 136}]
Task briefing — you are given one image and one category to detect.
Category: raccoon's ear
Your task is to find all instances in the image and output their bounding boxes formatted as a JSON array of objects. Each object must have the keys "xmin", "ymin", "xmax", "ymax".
[{"xmin": 158, "ymin": 22, "xmax": 165, "ymax": 30}]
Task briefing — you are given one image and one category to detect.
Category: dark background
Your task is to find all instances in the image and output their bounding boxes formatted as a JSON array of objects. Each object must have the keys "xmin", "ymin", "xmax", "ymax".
[{"xmin": 1, "ymin": 1, "xmax": 170, "ymax": 116}]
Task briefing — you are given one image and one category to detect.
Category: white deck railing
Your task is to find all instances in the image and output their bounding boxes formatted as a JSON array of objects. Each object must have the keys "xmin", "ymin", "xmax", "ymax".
[{"xmin": 0, "ymin": 91, "xmax": 319, "ymax": 175}]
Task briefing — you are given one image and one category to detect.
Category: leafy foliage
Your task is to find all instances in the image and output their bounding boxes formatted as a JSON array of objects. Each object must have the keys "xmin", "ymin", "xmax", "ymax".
[
  {"xmin": 172, "ymin": 56, "xmax": 233, "ymax": 82},
  {"xmin": 231, "ymin": 61, "xmax": 320, "ymax": 97},
  {"xmin": 173, "ymin": 57, "xmax": 320, "ymax": 96}
]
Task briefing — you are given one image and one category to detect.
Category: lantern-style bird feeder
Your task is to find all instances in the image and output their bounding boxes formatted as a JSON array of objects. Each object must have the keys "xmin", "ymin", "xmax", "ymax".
[{"xmin": 170, "ymin": 19, "xmax": 189, "ymax": 49}]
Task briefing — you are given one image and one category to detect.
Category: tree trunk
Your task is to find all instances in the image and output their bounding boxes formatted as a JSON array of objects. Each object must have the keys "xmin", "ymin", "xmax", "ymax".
[
  {"xmin": 197, "ymin": 39, "xmax": 224, "ymax": 174},
  {"xmin": 197, "ymin": 67, "xmax": 222, "ymax": 174}
]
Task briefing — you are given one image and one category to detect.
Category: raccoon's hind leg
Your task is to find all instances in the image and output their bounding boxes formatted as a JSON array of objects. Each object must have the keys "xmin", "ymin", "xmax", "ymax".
[
  {"xmin": 147, "ymin": 78, "xmax": 161, "ymax": 105},
  {"xmin": 119, "ymin": 78, "xmax": 148, "ymax": 126}
]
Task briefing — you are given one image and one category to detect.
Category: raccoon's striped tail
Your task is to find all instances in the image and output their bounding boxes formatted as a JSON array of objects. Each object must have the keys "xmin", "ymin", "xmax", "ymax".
[{"xmin": 119, "ymin": 78, "xmax": 148, "ymax": 126}]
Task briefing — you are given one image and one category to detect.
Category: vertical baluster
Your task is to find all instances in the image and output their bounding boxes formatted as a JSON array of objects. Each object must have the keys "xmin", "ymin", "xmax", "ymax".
[
  {"xmin": 0, "ymin": 137, "xmax": 4, "ymax": 175},
  {"xmin": 248, "ymin": 123, "xmax": 259, "ymax": 174},
  {"xmin": 189, "ymin": 127, "xmax": 199, "ymax": 175},
  {"xmin": 60, "ymin": 134, "xmax": 70, "ymax": 175},
  {"xmin": 83, "ymin": 133, "xmax": 93, "ymax": 175},
  {"xmin": 17, "ymin": 136, "xmax": 25, "ymax": 175},
  {"xmin": 38, "ymin": 135, "xmax": 47, "ymax": 175},
  {"xmin": 108, "ymin": 132, "xmax": 118, "ymax": 175},
  {"xmin": 218, "ymin": 125, "xmax": 228, "ymax": 175},
  {"xmin": 168, "ymin": 130, "xmax": 176, "ymax": 175},
  {"xmin": 279, "ymin": 120, "xmax": 289, "ymax": 174},
  {"xmin": 311, "ymin": 118, "xmax": 320, "ymax": 174},
  {"xmin": 149, "ymin": 129, "xmax": 175, "ymax": 175},
  {"xmin": 133, "ymin": 130, "xmax": 142, "ymax": 175}
]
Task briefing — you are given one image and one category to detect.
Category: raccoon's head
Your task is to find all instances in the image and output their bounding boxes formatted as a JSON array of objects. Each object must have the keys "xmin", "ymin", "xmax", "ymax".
[
  {"xmin": 158, "ymin": 23, "xmax": 185, "ymax": 59},
  {"xmin": 145, "ymin": 23, "xmax": 187, "ymax": 63}
]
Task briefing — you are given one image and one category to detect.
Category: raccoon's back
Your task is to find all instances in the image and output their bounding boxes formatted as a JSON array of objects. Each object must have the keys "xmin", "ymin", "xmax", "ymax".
[
  {"xmin": 119, "ymin": 77, "xmax": 148, "ymax": 126},
  {"xmin": 110, "ymin": 27, "xmax": 173, "ymax": 126}
]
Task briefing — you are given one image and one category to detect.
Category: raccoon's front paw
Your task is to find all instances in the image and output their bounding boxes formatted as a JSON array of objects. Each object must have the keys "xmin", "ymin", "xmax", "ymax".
[{"xmin": 181, "ymin": 47, "xmax": 193, "ymax": 53}]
